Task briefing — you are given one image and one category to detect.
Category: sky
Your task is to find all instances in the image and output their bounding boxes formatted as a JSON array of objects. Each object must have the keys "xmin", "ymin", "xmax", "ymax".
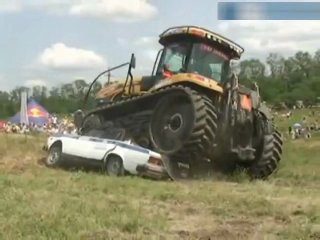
[{"xmin": 1, "ymin": 0, "xmax": 320, "ymax": 91}]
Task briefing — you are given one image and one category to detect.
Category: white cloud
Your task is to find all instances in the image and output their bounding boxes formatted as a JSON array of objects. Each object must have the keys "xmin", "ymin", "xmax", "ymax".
[
  {"xmin": 134, "ymin": 36, "xmax": 157, "ymax": 45},
  {"xmin": 38, "ymin": 43, "xmax": 106, "ymax": 69},
  {"xmin": 25, "ymin": 79, "xmax": 47, "ymax": 87},
  {"xmin": 0, "ymin": 0, "xmax": 22, "ymax": 12},
  {"xmin": 0, "ymin": 0, "xmax": 72, "ymax": 13},
  {"xmin": 26, "ymin": 0, "xmax": 75, "ymax": 15},
  {"xmin": 69, "ymin": 0, "xmax": 157, "ymax": 22},
  {"xmin": 134, "ymin": 36, "xmax": 159, "ymax": 58},
  {"xmin": 143, "ymin": 49, "xmax": 158, "ymax": 61},
  {"xmin": 0, "ymin": 75, "xmax": 6, "ymax": 90},
  {"xmin": 217, "ymin": 20, "xmax": 320, "ymax": 60},
  {"xmin": 130, "ymin": 35, "xmax": 160, "ymax": 75},
  {"xmin": 116, "ymin": 37, "xmax": 128, "ymax": 46},
  {"xmin": 0, "ymin": 0, "xmax": 157, "ymax": 22}
]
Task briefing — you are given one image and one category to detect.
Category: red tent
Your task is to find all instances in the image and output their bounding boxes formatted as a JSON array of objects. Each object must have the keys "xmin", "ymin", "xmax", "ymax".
[
  {"xmin": 0, "ymin": 120, "xmax": 6, "ymax": 129},
  {"xmin": 9, "ymin": 99, "xmax": 50, "ymax": 125}
]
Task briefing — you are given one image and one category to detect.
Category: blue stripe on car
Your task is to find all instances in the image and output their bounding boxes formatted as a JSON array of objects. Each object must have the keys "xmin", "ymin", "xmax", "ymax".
[
  {"xmin": 89, "ymin": 138, "xmax": 104, "ymax": 142},
  {"xmin": 107, "ymin": 141, "xmax": 150, "ymax": 154}
]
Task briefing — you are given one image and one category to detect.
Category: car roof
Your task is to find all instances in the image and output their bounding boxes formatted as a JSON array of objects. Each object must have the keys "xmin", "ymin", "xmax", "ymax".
[{"xmin": 53, "ymin": 134, "xmax": 153, "ymax": 154}]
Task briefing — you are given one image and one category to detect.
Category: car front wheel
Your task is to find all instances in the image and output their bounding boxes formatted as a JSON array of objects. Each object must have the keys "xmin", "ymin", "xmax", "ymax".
[
  {"xmin": 106, "ymin": 155, "xmax": 124, "ymax": 176},
  {"xmin": 46, "ymin": 143, "xmax": 63, "ymax": 167}
]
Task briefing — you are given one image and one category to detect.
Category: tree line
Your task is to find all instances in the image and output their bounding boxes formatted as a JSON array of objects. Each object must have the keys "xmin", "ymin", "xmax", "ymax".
[
  {"xmin": 237, "ymin": 50, "xmax": 320, "ymax": 106},
  {"xmin": 0, "ymin": 80, "xmax": 102, "ymax": 119},
  {"xmin": 1, "ymin": 50, "xmax": 320, "ymax": 118}
]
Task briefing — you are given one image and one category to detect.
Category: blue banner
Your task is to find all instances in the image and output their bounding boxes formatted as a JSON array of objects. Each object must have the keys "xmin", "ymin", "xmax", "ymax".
[{"xmin": 218, "ymin": 2, "xmax": 320, "ymax": 20}]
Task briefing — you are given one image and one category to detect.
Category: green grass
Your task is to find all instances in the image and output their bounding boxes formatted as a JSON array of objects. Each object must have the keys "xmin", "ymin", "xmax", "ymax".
[
  {"xmin": 274, "ymin": 108, "xmax": 320, "ymax": 133},
  {"xmin": 1, "ymin": 113, "xmax": 320, "ymax": 240}
]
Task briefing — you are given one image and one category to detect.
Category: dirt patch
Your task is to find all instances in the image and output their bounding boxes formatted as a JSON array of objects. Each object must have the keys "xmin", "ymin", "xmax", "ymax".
[
  {"xmin": 170, "ymin": 219, "xmax": 257, "ymax": 240},
  {"xmin": 37, "ymin": 157, "xmax": 47, "ymax": 166},
  {"xmin": 174, "ymin": 228, "xmax": 235, "ymax": 240},
  {"xmin": 167, "ymin": 199, "xmax": 258, "ymax": 240},
  {"xmin": 306, "ymin": 141, "xmax": 320, "ymax": 149},
  {"xmin": 219, "ymin": 219, "xmax": 258, "ymax": 239},
  {"xmin": 0, "ymin": 135, "xmax": 45, "ymax": 168},
  {"xmin": 0, "ymin": 155, "xmax": 45, "ymax": 173}
]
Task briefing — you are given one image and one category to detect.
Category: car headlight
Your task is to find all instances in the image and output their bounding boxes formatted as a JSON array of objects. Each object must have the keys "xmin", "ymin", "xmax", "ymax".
[
  {"xmin": 47, "ymin": 137, "xmax": 54, "ymax": 146},
  {"xmin": 148, "ymin": 156, "xmax": 163, "ymax": 166}
]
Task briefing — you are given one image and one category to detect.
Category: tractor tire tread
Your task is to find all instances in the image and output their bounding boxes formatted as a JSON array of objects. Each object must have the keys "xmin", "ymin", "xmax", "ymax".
[
  {"xmin": 168, "ymin": 86, "xmax": 218, "ymax": 161},
  {"xmin": 249, "ymin": 130, "xmax": 283, "ymax": 179}
]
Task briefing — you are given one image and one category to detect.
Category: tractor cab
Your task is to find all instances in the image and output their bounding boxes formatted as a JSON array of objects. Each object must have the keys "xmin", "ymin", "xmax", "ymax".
[{"xmin": 142, "ymin": 26, "xmax": 244, "ymax": 90}]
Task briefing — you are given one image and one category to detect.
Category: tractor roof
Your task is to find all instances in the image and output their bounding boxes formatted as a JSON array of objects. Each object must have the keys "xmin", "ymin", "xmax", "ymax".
[{"xmin": 159, "ymin": 25, "xmax": 244, "ymax": 59}]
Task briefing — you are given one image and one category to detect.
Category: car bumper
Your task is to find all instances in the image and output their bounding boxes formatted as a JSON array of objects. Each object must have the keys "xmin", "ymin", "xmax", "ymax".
[{"xmin": 136, "ymin": 163, "xmax": 169, "ymax": 180}]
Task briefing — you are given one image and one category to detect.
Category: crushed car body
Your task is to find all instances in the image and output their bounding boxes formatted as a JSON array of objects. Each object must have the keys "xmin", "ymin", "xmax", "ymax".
[{"xmin": 43, "ymin": 133, "xmax": 170, "ymax": 180}]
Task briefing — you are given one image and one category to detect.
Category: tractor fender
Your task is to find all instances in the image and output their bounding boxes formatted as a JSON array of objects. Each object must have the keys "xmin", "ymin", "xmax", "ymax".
[
  {"xmin": 248, "ymin": 88, "xmax": 271, "ymax": 120},
  {"xmin": 257, "ymin": 102, "xmax": 272, "ymax": 120},
  {"xmin": 250, "ymin": 91, "xmax": 260, "ymax": 109},
  {"xmin": 149, "ymin": 73, "xmax": 224, "ymax": 94}
]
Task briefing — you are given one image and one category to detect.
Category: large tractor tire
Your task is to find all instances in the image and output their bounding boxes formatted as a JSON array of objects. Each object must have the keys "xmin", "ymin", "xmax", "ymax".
[
  {"xmin": 163, "ymin": 157, "xmax": 193, "ymax": 180},
  {"xmin": 80, "ymin": 114, "xmax": 102, "ymax": 135},
  {"xmin": 149, "ymin": 86, "xmax": 218, "ymax": 176},
  {"xmin": 249, "ymin": 128, "xmax": 283, "ymax": 179}
]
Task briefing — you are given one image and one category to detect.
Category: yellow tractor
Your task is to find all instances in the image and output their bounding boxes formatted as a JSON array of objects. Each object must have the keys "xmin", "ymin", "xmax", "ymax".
[{"xmin": 75, "ymin": 26, "xmax": 283, "ymax": 179}]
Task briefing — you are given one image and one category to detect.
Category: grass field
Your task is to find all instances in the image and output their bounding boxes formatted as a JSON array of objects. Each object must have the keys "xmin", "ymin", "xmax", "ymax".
[{"xmin": 0, "ymin": 110, "xmax": 320, "ymax": 239}]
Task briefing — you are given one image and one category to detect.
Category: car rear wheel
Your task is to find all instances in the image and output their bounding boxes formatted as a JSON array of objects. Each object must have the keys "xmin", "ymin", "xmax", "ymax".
[
  {"xmin": 106, "ymin": 155, "xmax": 124, "ymax": 176},
  {"xmin": 46, "ymin": 143, "xmax": 63, "ymax": 167}
]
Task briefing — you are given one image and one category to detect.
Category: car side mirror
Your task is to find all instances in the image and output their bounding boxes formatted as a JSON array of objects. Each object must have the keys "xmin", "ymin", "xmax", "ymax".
[{"xmin": 130, "ymin": 54, "xmax": 136, "ymax": 69}]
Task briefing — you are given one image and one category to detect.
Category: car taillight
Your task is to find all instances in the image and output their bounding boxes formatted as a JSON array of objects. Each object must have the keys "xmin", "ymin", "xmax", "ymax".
[{"xmin": 148, "ymin": 156, "xmax": 162, "ymax": 166}]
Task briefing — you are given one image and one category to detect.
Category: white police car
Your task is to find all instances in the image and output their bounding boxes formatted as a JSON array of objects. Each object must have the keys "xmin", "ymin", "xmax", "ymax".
[{"xmin": 43, "ymin": 133, "xmax": 169, "ymax": 180}]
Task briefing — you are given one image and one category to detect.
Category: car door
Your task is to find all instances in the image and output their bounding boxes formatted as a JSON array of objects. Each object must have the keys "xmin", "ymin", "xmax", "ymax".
[
  {"xmin": 62, "ymin": 136, "xmax": 88, "ymax": 157},
  {"xmin": 86, "ymin": 137, "xmax": 113, "ymax": 161}
]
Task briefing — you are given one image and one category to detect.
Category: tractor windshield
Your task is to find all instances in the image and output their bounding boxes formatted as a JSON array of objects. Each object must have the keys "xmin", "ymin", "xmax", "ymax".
[
  {"xmin": 158, "ymin": 42, "xmax": 190, "ymax": 74},
  {"xmin": 188, "ymin": 43, "xmax": 229, "ymax": 82},
  {"xmin": 157, "ymin": 42, "xmax": 230, "ymax": 82}
]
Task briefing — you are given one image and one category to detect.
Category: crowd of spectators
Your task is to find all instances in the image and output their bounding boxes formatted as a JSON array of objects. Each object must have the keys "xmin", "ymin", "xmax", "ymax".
[{"xmin": 1, "ymin": 115, "xmax": 77, "ymax": 135}]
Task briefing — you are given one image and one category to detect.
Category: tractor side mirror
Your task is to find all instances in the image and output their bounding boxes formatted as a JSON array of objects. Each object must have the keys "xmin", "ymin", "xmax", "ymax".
[{"xmin": 130, "ymin": 54, "xmax": 136, "ymax": 69}]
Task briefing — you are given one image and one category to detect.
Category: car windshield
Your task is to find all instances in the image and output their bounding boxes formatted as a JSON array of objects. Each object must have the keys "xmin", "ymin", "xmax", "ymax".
[{"xmin": 188, "ymin": 43, "xmax": 229, "ymax": 82}]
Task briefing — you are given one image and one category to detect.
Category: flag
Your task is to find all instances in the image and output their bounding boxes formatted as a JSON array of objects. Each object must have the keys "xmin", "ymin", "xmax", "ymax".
[{"xmin": 20, "ymin": 91, "xmax": 29, "ymax": 125}]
